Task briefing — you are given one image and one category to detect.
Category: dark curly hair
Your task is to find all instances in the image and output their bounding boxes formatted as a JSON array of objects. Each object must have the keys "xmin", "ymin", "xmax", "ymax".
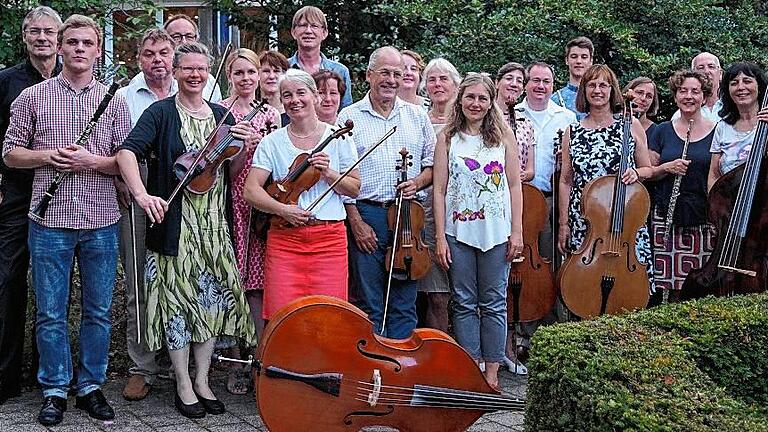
[{"xmin": 718, "ymin": 62, "xmax": 768, "ymax": 126}]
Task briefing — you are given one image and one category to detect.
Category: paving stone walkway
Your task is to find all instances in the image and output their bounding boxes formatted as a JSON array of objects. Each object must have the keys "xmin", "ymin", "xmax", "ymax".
[{"xmin": 0, "ymin": 369, "xmax": 526, "ymax": 431}]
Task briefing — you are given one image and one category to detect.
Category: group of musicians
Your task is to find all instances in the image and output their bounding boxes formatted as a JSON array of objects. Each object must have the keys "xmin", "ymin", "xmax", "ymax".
[{"xmin": 1, "ymin": 4, "xmax": 766, "ymax": 427}]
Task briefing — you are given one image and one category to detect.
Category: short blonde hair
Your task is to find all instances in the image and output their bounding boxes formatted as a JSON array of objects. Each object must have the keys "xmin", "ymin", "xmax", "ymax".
[
  {"xmin": 292, "ymin": 6, "xmax": 327, "ymax": 29},
  {"xmin": 58, "ymin": 14, "xmax": 102, "ymax": 47}
]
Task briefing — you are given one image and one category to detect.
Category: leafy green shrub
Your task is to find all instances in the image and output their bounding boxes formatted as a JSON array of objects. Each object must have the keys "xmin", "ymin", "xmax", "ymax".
[{"xmin": 525, "ymin": 294, "xmax": 768, "ymax": 432}]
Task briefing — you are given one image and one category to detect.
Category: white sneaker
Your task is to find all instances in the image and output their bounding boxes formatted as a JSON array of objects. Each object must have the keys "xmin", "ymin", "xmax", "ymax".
[{"xmin": 503, "ymin": 356, "xmax": 528, "ymax": 376}]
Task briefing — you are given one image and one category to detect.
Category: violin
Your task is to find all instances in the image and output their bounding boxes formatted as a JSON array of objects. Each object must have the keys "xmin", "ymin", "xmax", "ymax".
[
  {"xmin": 173, "ymin": 100, "xmax": 267, "ymax": 194},
  {"xmin": 385, "ymin": 148, "xmax": 431, "ymax": 281},
  {"xmin": 264, "ymin": 120, "xmax": 354, "ymax": 228},
  {"xmin": 558, "ymin": 92, "xmax": 650, "ymax": 319},
  {"xmin": 681, "ymin": 92, "xmax": 768, "ymax": 299},
  {"xmin": 506, "ymin": 104, "xmax": 556, "ymax": 324},
  {"xmin": 253, "ymin": 295, "xmax": 525, "ymax": 432}
]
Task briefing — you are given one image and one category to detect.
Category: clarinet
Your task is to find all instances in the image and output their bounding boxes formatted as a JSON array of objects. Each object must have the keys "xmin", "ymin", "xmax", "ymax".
[
  {"xmin": 29, "ymin": 81, "xmax": 121, "ymax": 222},
  {"xmin": 662, "ymin": 118, "xmax": 694, "ymax": 243}
]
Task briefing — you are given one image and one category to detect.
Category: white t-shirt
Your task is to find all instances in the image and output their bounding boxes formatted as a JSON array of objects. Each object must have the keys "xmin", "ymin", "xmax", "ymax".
[
  {"xmin": 252, "ymin": 124, "xmax": 358, "ymax": 221},
  {"xmin": 710, "ymin": 121, "xmax": 755, "ymax": 175}
]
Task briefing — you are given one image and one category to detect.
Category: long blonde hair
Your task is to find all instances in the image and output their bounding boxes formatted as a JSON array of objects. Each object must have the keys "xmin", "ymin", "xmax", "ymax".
[{"xmin": 444, "ymin": 73, "xmax": 506, "ymax": 148}]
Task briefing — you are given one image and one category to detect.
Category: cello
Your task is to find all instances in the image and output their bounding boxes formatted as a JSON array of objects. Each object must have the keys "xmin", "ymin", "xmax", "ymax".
[
  {"xmin": 681, "ymin": 92, "xmax": 768, "ymax": 299},
  {"xmin": 251, "ymin": 295, "xmax": 525, "ymax": 432},
  {"xmin": 558, "ymin": 92, "xmax": 650, "ymax": 319},
  {"xmin": 506, "ymin": 103, "xmax": 556, "ymax": 330}
]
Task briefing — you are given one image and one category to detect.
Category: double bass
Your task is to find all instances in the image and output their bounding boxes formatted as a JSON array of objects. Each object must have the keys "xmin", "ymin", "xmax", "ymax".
[
  {"xmin": 681, "ymin": 92, "xmax": 768, "ymax": 299},
  {"xmin": 558, "ymin": 92, "xmax": 650, "ymax": 319},
  {"xmin": 252, "ymin": 296, "xmax": 525, "ymax": 432},
  {"xmin": 506, "ymin": 104, "xmax": 556, "ymax": 326}
]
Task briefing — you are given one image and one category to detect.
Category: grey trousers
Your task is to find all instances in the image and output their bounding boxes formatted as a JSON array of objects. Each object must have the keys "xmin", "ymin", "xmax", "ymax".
[{"xmin": 118, "ymin": 166, "xmax": 160, "ymax": 384}]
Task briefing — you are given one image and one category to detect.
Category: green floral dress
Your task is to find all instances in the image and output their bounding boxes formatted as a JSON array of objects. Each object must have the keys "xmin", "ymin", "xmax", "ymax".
[{"xmin": 143, "ymin": 107, "xmax": 257, "ymax": 351}]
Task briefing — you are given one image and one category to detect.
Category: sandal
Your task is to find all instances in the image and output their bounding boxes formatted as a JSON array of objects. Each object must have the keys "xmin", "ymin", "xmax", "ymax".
[{"xmin": 226, "ymin": 368, "xmax": 251, "ymax": 395}]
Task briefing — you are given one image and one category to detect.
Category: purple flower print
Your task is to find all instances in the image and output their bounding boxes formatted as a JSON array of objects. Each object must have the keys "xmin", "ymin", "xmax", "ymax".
[{"xmin": 461, "ymin": 157, "xmax": 481, "ymax": 171}]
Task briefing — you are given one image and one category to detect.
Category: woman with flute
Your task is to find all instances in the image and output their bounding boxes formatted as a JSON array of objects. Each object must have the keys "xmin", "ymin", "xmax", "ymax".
[{"xmin": 646, "ymin": 70, "xmax": 715, "ymax": 302}]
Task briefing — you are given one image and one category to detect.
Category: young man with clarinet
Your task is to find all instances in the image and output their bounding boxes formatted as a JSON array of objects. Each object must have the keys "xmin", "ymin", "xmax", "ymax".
[{"xmin": 2, "ymin": 15, "xmax": 131, "ymax": 426}]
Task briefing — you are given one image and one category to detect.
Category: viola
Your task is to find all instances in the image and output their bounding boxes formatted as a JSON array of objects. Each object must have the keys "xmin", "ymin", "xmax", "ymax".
[
  {"xmin": 681, "ymin": 92, "xmax": 768, "ymax": 299},
  {"xmin": 506, "ymin": 105, "xmax": 556, "ymax": 323},
  {"xmin": 253, "ymin": 295, "xmax": 525, "ymax": 432},
  {"xmin": 173, "ymin": 99, "xmax": 268, "ymax": 194},
  {"xmin": 558, "ymin": 92, "xmax": 650, "ymax": 319},
  {"xmin": 264, "ymin": 120, "xmax": 354, "ymax": 228},
  {"xmin": 385, "ymin": 148, "xmax": 431, "ymax": 281}
]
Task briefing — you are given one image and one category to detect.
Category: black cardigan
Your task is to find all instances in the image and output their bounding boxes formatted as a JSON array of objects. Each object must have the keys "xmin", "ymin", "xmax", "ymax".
[{"xmin": 119, "ymin": 96, "xmax": 235, "ymax": 256}]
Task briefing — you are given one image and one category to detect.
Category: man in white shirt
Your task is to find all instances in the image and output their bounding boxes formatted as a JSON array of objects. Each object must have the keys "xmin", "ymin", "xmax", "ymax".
[
  {"xmin": 672, "ymin": 52, "xmax": 723, "ymax": 122},
  {"xmin": 338, "ymin": 46, "xmax": 436, "ymax": 339},
  {"xmin": 116, "ymin": 28, "xmax": 177, "ymax": 402},
  {"xmin": 515, "ymin": 61, "xmax": 576, "ymax": 358},
  {"xmin": 129, "ymin": 15, "xmax": 220, "ymax": 102}
]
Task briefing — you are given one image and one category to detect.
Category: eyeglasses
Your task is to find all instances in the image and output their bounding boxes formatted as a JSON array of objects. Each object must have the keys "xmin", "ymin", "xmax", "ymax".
[
  {"xmin": 170, "ymin": 33, "xmax": 197, "ymax": 43},
  {"xmin": 178, "ymin": 66, "xmax": 209, "ymax": 74},
  {"xmin": 25, "ymin": 27, "xmax": 57, "ymax": 37},
  {"xmin": 529, "ymin": 78, "xmax": 553, "ymax": 86},
  {"xmin": 586, "ymin": 82, "xmax": 612, "ymax": 90},
  {"xmin": 695, "ymin": 64, "xmax": 720, "ymax": 71},
  {"xmin": 294, "ymin": 22, "xmax": 325, "ymax": 30},
  {"xmin": 374, "ymin": 69, "xmax": 404, "ymax": 79}
]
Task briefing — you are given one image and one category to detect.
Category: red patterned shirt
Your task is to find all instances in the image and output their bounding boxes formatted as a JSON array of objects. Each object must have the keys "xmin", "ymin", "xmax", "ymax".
[{"xmin": 2, "ymin": 74, "xmax": 131, "ymax": 229}]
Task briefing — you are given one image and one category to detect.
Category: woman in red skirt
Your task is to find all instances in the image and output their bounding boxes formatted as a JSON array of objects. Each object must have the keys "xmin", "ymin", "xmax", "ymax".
[{"xmin": 244, "ymin": 69, "xmax": 360, "ymax": 319}]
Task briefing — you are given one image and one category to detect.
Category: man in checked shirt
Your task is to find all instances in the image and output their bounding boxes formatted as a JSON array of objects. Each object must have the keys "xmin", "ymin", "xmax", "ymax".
[
  {"xmin": 2, "ymin": 15, "xmax": 131, "ymax": 426},
  {"xmin": 339, "ymin": 46, "xmax": 436, "ymax": 339}
]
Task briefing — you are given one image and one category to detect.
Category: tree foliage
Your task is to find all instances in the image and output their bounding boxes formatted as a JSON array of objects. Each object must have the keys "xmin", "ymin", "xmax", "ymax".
[
  {"xmin": 1, "ymin": 0, "xmax": 158, "ymax": 73},
  {"xmin": 214, "ymin": 0, "xmax": 768, "ymax": 115},
  {"xmin": 374, "ymin": 0, "xmax": 768, "ymax": 117}
]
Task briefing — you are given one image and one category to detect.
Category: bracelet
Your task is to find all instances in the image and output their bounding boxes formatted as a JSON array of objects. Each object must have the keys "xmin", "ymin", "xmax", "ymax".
[{"xmin": 631, "ymin": 167, "xmax": 640, "ymax": 179}]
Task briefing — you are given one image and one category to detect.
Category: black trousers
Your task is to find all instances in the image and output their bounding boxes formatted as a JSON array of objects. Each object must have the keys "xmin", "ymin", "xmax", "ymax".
[{"xmin": 0, "ymin": 182, "xmax": 32, "ymax": 402}]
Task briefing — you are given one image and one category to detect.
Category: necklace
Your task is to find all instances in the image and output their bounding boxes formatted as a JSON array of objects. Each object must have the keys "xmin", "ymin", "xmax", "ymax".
[
  {"xmin": 177, "ymin": 98, "xmax": 205, "ymax": 114},
  {"xmin": 288, "ymin": 122, "xmax": 320, "ymax": 139}
]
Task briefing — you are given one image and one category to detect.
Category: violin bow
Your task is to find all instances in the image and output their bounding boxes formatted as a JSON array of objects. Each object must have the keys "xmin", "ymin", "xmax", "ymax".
[
  {"xmin": 306, "ymin": 126, "xmax": 397, "ymax": 212},
  {"xmin": 208, "ymin": 42, "xmax": 233, "ymax": 102},
  {"xmin": 381, "ymin": 185, "xmax": 406, "ymax": 335},
  {"xmin": 129, "ymin": 200, "xmax": 141, "ymax": 345}
]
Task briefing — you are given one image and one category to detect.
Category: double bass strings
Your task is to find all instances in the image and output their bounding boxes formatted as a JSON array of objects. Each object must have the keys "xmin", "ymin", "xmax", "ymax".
[
  {"xmin": 338, "ymin": 379, "xmax": 525, "ymax": 412},
  {"xmin": 718, "ymin": 92, "xmax": 768, "ymax": 271}
]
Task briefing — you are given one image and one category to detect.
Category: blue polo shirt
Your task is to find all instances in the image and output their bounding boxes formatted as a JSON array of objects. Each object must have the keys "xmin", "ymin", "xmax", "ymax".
[
  {"xmin": 289, "ymin": 52, "xmax": 353, "ymax": 109},
  {"xmin": 551, "ymin": 83, "xmax": 585, "ymax": 120}
]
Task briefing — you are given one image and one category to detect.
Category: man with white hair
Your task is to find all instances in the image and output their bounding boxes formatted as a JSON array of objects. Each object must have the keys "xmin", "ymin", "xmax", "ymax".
[
  {"xmin": 339, "ymin": 46, "xmax": 436, "ymax": 339},
  {"xmin": 673, "ymin": 52, "xmax": 723, "ymax": 122}
]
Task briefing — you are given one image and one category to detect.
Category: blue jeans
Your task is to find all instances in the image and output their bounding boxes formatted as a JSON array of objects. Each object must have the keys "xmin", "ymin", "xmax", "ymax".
[
  {"xmin": 28, "ymin": 221, "xmax": 118, "ymax": 398},
  {"xmin": 350, "ymin": 203, "xmax": 418, "ymax": 339},
  {"xmin": 446, "ymin": 236, "xmax": 508, "ymax": 362}
]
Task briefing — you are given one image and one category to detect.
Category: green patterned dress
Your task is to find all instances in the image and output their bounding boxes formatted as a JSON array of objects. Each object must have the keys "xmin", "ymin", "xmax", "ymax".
[{"xmin": 143, "ymin": 106, "xmax": 257, "ymax": 351}]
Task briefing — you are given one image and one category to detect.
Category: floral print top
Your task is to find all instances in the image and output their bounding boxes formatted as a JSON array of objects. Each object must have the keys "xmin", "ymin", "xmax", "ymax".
[{"xmin": 444, "ymin": 132, "xmax": 511, "ymax": 251}]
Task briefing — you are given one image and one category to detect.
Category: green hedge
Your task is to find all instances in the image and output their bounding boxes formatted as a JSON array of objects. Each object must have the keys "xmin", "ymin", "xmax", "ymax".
[{"xmin": 525, "ymin": 294, "xmax": 768, "ymax": 432}]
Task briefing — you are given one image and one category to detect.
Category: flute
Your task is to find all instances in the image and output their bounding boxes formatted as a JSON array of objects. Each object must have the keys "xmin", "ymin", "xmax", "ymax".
[
  {"xmin": 662, "ymin": 118, "xmax": 694, "ymax": 243},
  {"xmin": 29, "ymin": 81, "xmax": 122, "ymax": 222}
]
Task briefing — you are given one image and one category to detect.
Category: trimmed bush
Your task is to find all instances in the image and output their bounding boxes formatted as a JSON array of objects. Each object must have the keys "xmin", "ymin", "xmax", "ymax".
[{"xmin": 525, "ymin": 294, "xmax": 768, "ymax": 432}]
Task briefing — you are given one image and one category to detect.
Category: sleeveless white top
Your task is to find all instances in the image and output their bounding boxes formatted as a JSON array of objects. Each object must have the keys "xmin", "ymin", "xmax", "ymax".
[{"xmin": 444, "ymin": 132, "xmax": 511, "ymax": 251}]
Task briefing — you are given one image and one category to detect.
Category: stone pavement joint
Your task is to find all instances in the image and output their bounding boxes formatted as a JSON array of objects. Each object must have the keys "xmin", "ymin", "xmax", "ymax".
[{"xmin": 0, "ymin": 370, "xmax": 526, "ymax": 431}]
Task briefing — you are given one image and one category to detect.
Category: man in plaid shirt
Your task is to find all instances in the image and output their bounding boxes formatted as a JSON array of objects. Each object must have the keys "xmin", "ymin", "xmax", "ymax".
[{"xmin": 2, "ymin": 15, "xmax": 131, "ymax": 426}]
